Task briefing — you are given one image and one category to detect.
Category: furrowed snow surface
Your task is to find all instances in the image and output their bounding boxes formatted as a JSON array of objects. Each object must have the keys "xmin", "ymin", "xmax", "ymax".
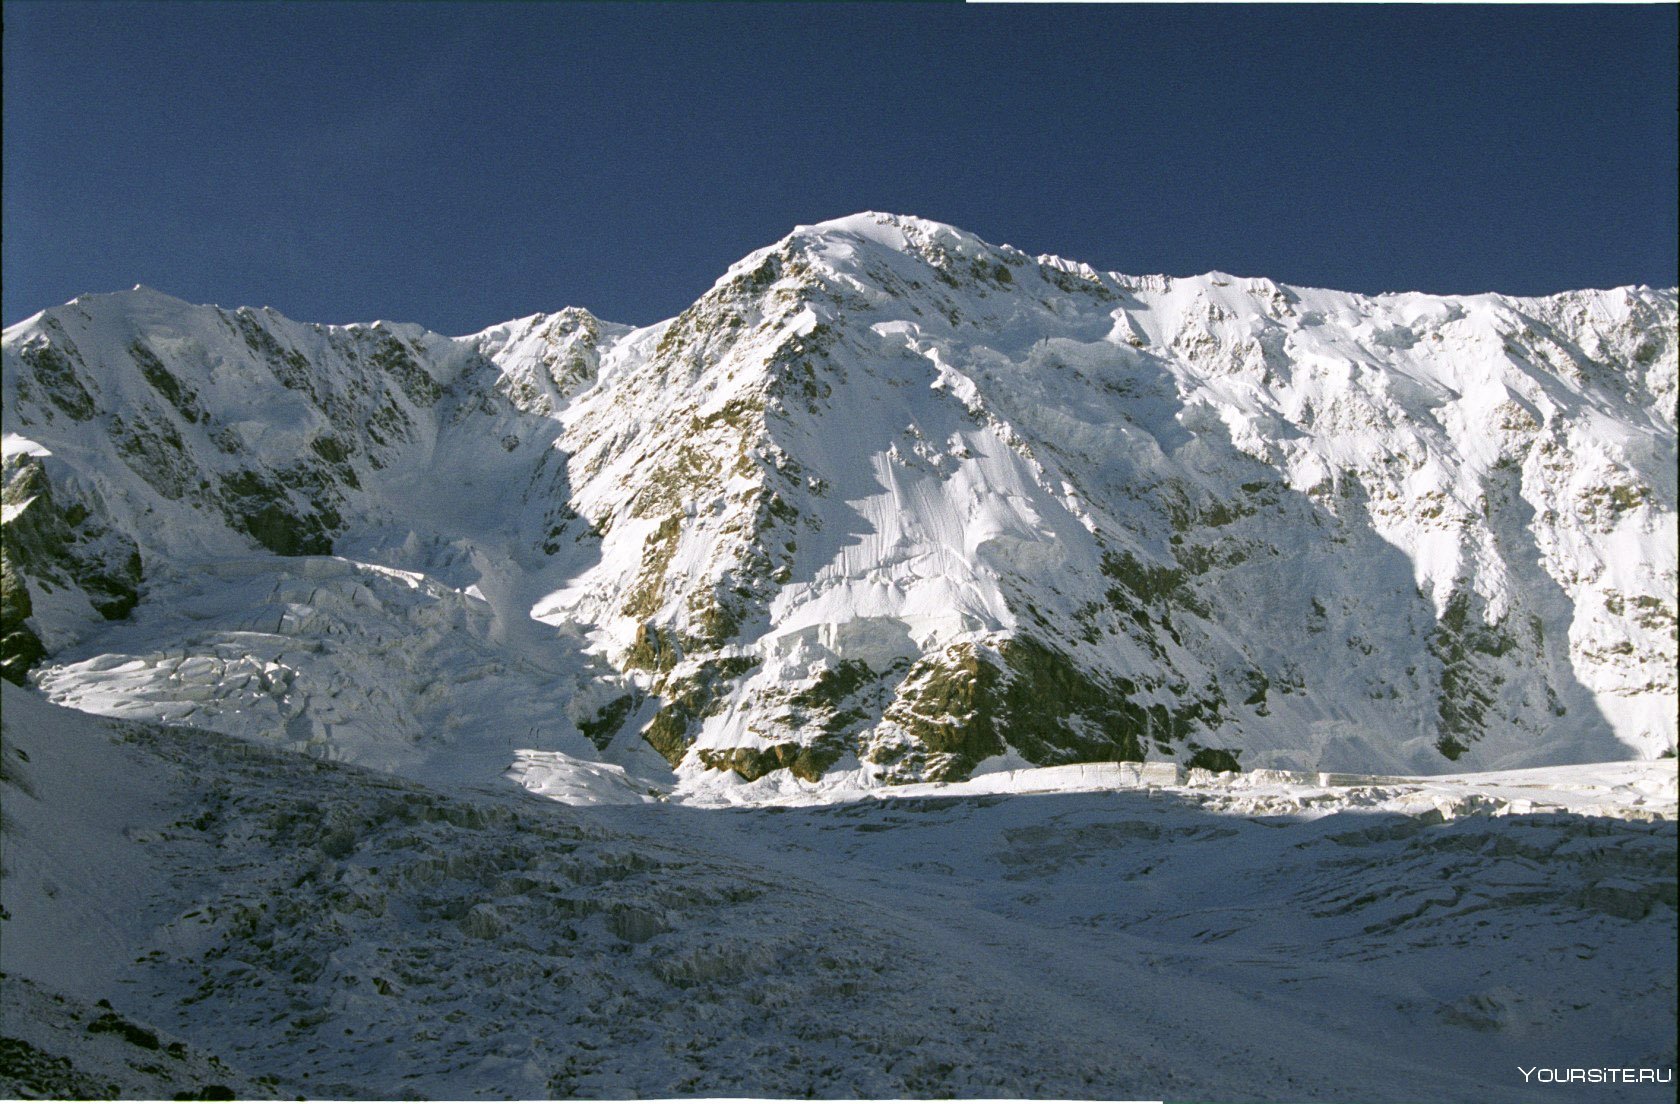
[{"xmin": 2, "ymin": 686, "xmax": 1674, "ymax": 1100}]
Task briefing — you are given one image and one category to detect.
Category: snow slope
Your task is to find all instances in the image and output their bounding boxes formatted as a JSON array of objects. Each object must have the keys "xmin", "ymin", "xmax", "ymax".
[
  {"xmin": 3, "ymin": 684, "xmax": 1674, "ymax": 1100},
  {"xmin": 1, "ymin": 289, "xmax": 651, "ymax": 795},
  {"xmin": 532, "ymin": 213, "xmax": 1675, "ymax": 787},
  {"xmin": 2, "ymin": 215, "xmax": 1675, "ymax": 800}
]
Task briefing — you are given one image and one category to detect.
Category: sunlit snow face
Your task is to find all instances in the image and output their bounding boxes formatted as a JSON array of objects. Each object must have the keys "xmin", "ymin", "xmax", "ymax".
[{"xmin": 2, "ymin": 217, "xmax": 1674, "ymax": 799}]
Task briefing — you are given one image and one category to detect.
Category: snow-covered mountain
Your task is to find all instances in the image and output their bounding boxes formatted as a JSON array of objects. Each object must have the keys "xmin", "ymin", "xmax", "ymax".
[{"xmin": 3, "ymin": 213, "xmax": 1675, "ymax": 799}]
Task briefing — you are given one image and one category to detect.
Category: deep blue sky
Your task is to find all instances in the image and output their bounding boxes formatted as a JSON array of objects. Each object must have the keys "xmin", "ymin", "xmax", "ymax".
[{"xmin": 4, "ymin": 2, "xmax": 1677, "ymax": 333}]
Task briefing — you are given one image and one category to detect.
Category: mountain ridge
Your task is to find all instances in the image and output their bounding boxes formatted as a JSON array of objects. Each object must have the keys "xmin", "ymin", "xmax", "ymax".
[{"xmin": 3, "ymin": 213, "xmax": 1675, "ymax": 801}]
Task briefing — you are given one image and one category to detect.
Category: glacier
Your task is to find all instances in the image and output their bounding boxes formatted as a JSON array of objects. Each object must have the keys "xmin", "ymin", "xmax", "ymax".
[{"xmin": 2, "ymin": 683, "xmax": 1674, "ymax": 1099}]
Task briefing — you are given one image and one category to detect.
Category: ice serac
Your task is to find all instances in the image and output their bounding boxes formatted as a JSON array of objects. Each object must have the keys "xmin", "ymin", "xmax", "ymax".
[{"xmin": 2, "ymin": 215, "xmax": 1675, "ymax": 795}]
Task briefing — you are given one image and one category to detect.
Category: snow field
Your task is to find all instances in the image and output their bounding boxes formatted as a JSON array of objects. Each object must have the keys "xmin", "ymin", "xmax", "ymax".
[{"xmin": 3, "ymin": 685, "xmax": 1674, "ymax": 1101}]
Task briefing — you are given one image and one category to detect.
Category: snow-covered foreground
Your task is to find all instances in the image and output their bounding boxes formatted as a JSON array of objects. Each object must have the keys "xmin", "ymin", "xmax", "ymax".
[{"xmin": 2, "ymin": 685, "xmax": 1674, "ymax": 1101}]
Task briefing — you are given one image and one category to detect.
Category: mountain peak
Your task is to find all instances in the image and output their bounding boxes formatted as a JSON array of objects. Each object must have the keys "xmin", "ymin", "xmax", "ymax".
[
  {"xmin": 790, "ymin": 211, "xmax": 1025, "ymax": 271},
  {"xmin": 797, "ymin": 211, "xmax": 983, "ymax": 249},
  {"xmin": 694, "ymin": 212, "xmax": 1040, "ymax": 324},
  {"xmin": 85, "ymin": 284, "xmax": 197, "ymax": 311},
  {"xmin": 1, "ymin": 218, "xmax": 1674, "ymax": 796}
]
